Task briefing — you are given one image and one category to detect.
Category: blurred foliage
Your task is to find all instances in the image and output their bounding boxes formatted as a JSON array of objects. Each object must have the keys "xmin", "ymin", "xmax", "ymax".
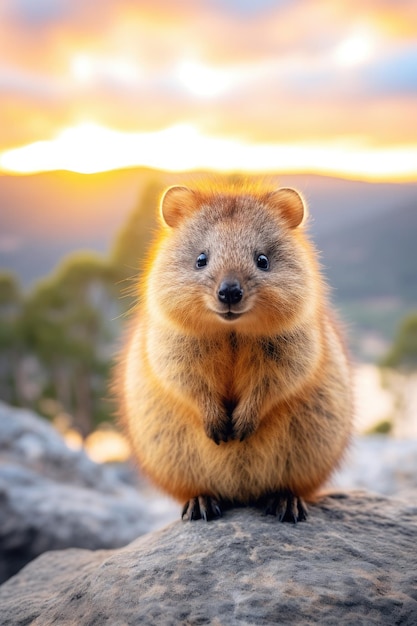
[
  {"xmin": 0, "ymin": 272, "xmax": 24, "ymax": 405},
  {"xmin": 0, "ymin": 253, "xmax": 123, "ymax": 436},
  {"xmin": 380, "ymin": 312, "xmax": 417, "ymax": 437},
  {"xmin": 110, "ymin": 179, "xmax": 164, "ymax": 313},
  {"xmin": 381, "ymin": 312, "xmax": 417, "ymax": 372},
  {"xmin": 365, "ymin": 418, "xmax": 393, "ymax": 435}
]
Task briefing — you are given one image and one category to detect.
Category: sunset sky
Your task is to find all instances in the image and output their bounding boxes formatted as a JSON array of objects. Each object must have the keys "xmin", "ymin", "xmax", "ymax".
[{"xmin": 0, "ymin": 0, "xmax": 416, "ymax": 180}]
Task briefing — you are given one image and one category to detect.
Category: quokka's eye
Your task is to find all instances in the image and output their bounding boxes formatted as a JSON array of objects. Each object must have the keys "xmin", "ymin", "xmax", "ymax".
[
  {"xmin": 196, "ymin": 253, "xmax": 208, "ymax": 268},
  {"xmin": 256, "ymin": 254, "xmax": 270, "ymax": 271}
]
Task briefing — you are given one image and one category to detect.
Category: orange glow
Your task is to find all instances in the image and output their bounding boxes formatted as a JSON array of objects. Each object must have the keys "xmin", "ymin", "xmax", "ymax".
[
  {"xmin": 84, "ymin": 429, "xmax": 131, "ymax": 463},
  {"xmin": 1, "ymin": 122, "xmax": 417, "ymax": 182}
]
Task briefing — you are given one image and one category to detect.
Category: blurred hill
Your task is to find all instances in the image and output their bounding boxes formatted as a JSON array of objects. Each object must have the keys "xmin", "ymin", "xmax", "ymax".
[
  {"xmin": 318, "ymin": 202, "xmax": 417, "ymax": 356},
  {"xmin": 0, "ymin": 169, "xmax": 149, "ymax": 286},
  {"xmin": 0, "ymin": 168, "xmax": 416, "ymax": 359}
]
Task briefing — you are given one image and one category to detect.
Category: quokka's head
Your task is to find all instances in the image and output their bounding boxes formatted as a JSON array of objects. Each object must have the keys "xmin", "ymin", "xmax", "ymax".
[{"xmin": 147, "ymin": 183, "xmax": 322, "ymax": 336}]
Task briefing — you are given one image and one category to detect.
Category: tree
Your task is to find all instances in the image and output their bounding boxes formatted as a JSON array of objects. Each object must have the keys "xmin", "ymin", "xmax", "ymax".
[
  {"xmin": 110, "ymin": 179, "xmax": 164, "ymax": 313},
  {"xmin": 22, "ymin": 251, "xmax": 122, "ymax": 437},
  {"xmin": 0, "ymin": 272, "xmax": 24, "ymax": 404},
  {"xmin": 382, "ymin": 313, "xmax": 417, "ymax": 372},
  {"xmin": 381, "ymin": 312, "xmax": 417, "ymax": 437}
]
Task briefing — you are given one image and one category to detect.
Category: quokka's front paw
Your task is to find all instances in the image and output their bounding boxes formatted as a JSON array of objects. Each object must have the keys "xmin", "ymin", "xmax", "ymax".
[
  {"xmin": 204, "ymin": 411, "xmax": 233, "ymax": 445},
  {"xmin": 231, "ymin": 406, "xmax": 258, "ymax": 441}
]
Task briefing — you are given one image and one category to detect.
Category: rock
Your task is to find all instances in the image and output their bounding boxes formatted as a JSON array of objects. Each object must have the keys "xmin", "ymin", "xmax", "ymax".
[
  {"xmin": 0, "ymin": 402, "xmax": 177, "ymax": 584},
  {"xmin": 0, "ymin": 492, "xmax": 416, "ymax": 625}
]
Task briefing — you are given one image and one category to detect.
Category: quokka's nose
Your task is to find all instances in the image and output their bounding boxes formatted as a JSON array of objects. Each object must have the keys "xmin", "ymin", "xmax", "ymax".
[{"xmin": 218, "ymin": 280, "xmax": 243, "ymax": 305}]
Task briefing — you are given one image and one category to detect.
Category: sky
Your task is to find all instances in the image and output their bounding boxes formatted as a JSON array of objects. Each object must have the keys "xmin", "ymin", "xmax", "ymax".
[{"xmin": 0, "ymin": 0, "xmax": 416, "ymax": 180}]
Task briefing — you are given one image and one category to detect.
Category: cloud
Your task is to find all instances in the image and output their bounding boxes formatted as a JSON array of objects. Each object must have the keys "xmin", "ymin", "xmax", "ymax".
[
  {"xmin": 0, "ymin": 66, "xmax": 64, "ymax": 100},
  {"xmin": 213, "ymin": 0, "xmax": 292, "ymax": 15},
  {"xmin": 0, "ymin": 0, "xmax": 416, "ymax": 166},
  {"xmin": 2, "ymin": 0, "xmax": 75, "ymax": 27}
]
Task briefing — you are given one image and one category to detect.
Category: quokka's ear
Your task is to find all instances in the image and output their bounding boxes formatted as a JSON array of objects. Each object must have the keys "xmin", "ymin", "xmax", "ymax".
[
  {"xmin": 265, "ymin": 188, "xmax": 307, "ymax": 229},
  {"xmin": 160, "ymin": 186, "xmax": 196, "ymax": 228}
]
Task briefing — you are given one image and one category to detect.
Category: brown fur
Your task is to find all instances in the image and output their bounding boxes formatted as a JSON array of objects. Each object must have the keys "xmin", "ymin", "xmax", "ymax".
[{"xmin": 116, "ymin": 181, "xmax": 352, "ymax": 514}]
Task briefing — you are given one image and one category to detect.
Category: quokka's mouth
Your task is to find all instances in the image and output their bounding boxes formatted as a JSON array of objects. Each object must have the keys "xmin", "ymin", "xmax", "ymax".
[{"xmin": 217, "ymin": 311, "xmax": 243, "ymax": 321}]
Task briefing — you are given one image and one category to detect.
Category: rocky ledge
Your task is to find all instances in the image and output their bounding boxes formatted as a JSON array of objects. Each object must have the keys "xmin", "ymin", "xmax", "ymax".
[
  {"xmin": 0, "ymin": 402, "xmax": 177, "ymax": 583},
  {"xmin": 1, "ymin": 492, "xmax": 416, "ymax": 625}
]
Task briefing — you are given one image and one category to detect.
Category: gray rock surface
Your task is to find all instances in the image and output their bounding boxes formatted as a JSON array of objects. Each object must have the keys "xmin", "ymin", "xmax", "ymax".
[
  {"xmin": 0, "ymin": 402, "xmax": 176, "ymax": 583},
  {"xmin": 0, "ymin": 492, "xmax": 416, "ymax": 625}
]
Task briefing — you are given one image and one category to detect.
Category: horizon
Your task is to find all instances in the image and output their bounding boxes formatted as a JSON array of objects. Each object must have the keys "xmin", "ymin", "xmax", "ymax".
[
  {"xmin": 2, "ymin": 162, "xmax": 417, "ymax": 186},
  {"xmin": 0, "ymin": 1, "xmax": 416, "ymax": 182},
  {"xmin": 1, "ymin": 122, "xmax": 417, "ymax": 183}
]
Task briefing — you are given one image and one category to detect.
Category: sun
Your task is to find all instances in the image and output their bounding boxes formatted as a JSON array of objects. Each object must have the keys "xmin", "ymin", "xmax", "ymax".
[{"xmin": 334, "ymin": 26, "xmax": 377, "ymax": 67}]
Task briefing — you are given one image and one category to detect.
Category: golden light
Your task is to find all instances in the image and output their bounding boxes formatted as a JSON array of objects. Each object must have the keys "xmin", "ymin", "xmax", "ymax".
[
  {"xmin": 84, "ymin": 429, "xmax": 131, "ymax": 463},
  {"xmin": 64, "ymin": 428, "xmax": 83, "ymax": 451},
  {"xmin": 62, "ymin": 425, "xmax": 131, "ymax": 463},
  {"xmin": 1, "ymin": 122, "xmax": 417, "ymax": 182}
]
